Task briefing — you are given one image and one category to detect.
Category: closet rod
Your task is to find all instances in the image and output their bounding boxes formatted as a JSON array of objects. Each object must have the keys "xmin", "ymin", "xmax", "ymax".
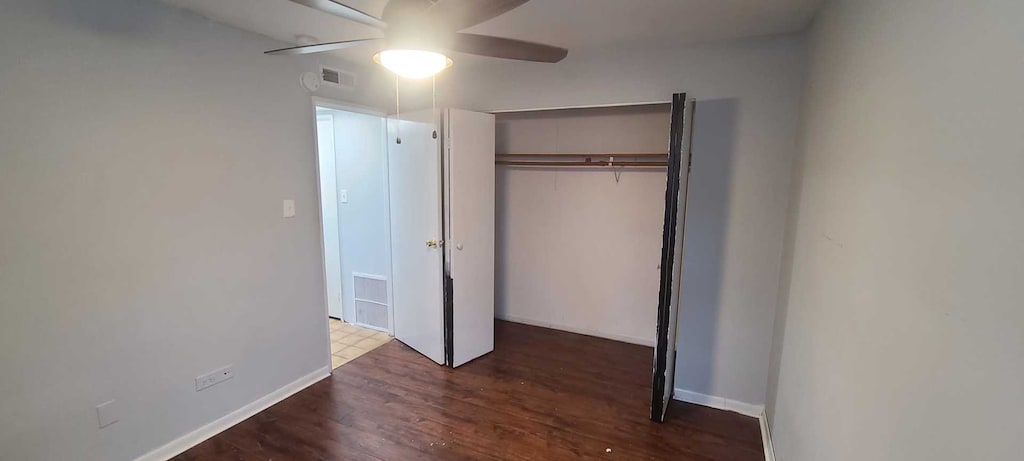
[
  {"xmin": 496, "ymin": 160, "xmax": 667, "ymax": 167},
  {"xmin": 496, "ymin": 153, "xmax": 666, "ymax": 159}
]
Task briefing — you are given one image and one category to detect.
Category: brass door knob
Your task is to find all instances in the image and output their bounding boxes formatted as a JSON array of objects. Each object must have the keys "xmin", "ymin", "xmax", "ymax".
[{"xmin": 426, "ymin": 239, "xmax": 439, "ymax": 248}]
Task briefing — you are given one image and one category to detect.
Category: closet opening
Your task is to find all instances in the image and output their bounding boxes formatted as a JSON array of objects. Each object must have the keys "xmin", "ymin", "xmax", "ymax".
[
  {"xmin": 314, "ymin": 100, "xmax": 394, "ymax": 370},
  {"xmin": 494, "ymin": 103, "xmax": 672, "ymax": 344},
  {"xmin": 492, "ymin": 96, "xmax": 693, "ymax": 422}
]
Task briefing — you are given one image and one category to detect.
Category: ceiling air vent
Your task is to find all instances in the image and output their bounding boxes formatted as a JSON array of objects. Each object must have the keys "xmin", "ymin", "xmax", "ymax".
[{"xmin": 320, "ymin": 66, "xmax": 355, "ymax": 89}]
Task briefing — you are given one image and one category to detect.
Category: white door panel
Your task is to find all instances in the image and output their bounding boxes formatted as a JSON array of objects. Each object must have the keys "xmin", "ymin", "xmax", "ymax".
[
  {"xmin": 316, "ymin": 114, "xmax": 344, "ymax": 320},
  {"xmin": 446, "ymin": 109, "xmax": 496, "ymax": 367},
  {"xmin": 389, "ymin": 109, "xmax": 445, "ymax": 365}
]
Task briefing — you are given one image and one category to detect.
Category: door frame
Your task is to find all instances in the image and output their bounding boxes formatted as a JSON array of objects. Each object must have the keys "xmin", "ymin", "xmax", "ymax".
[{"xmin": 310, "ymin": 97, "xmax": 394, "ymax": 370}]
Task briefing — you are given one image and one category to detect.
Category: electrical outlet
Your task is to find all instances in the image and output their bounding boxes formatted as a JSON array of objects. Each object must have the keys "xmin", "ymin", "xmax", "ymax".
[{"xmin": 195, "ymin": 365, "xmax": 234, "ymax": 391}]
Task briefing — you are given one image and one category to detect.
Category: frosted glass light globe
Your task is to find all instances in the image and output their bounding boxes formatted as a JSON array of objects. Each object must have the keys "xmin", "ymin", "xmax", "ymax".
[{"xmin": 373, "ymin": 49, "xmax": 452, "ymax": 79}]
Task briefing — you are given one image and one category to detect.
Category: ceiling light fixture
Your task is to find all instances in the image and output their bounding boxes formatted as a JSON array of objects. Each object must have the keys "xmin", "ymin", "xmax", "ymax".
[{"xmin": 373, "ymin": 49, "xmax": 453, "ymax": 79}]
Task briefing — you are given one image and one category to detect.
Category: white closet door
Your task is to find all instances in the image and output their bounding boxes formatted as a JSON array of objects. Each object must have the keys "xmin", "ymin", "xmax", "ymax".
[
  {"xmin": 651, "ymin": 93, "xmax": 694, "ymax": 422},
  {"xmin": 446, "ymin": 109, "xmax": 496, "ymax": 367},
  {"xmin": 388, "ymin": 109, "xmax": 445, "ymax": 365}
]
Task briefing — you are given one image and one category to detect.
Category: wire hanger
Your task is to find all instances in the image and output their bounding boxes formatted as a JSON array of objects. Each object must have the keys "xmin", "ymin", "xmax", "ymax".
[{"xmin": 609, "ymin": 156, "xmax": 623, "ymax": 183}]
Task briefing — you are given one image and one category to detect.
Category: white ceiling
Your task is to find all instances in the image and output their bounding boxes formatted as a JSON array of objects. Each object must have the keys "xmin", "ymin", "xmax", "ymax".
[{"xmin": 163, "ymin": 0, "xmax": 822, "ymax": 63}]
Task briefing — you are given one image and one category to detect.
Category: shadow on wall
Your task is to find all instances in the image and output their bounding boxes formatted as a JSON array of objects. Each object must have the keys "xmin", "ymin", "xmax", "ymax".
[
  {"xmin": 765, "ymin": 102, "xmax": 808, "ymax": 418},
  {"xmin": 41, "ymin": 0, "xmax": 163, "ymax": 36},
  {"xmin": 676, "ymin": 98, "xmax": 738, "ymax": 395}
]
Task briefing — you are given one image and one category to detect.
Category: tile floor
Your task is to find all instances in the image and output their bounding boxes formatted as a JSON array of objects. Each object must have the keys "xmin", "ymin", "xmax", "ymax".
[{"xmin": 329, "ymin": 318, "xmax": 392, "ymax": 369}]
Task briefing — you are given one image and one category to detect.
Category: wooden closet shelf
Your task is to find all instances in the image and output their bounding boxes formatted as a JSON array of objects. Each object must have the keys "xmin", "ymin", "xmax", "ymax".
[
  {"xmin": 496, "ymin": 153, "xmax": 667, "ymax": 158},
  {"xmin": 496, "ymin": 160, "xmax": 667, "ymax": 168}
]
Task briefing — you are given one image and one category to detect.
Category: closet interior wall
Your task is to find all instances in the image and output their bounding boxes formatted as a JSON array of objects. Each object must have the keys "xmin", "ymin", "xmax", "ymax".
[{"xmin": 495, "ymin": 104, "xmax": 671, "ymax": 346}]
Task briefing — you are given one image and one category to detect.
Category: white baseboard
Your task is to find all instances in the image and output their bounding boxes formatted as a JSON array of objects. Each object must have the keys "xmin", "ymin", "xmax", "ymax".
[
  {"xmin": 135, "ymin": 366, "xmax": 331, "ymax": 461},
  {"xmin": 496, "ymin": 314, "xmax": 655, "ymax": 347},
  {"xmin": 672, "ymin": 388, "xmax": 764, "ymax": 418},
  {"xmin": 759, "ymin": 409, "xmax": 776, "ymax": 461}
]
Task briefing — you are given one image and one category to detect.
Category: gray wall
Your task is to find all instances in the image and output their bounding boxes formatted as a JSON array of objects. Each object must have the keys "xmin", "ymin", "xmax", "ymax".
[
  {"xmin": 444, "ymin": 34, "xmax": 807, "ymax": 408},
  {"xmin": 0, "ymin": 1, "xmax": 383, "ymax": 459},
  {"xmin": 766, "ymin": 0, "xmax": 1024, "ymax": 459}
]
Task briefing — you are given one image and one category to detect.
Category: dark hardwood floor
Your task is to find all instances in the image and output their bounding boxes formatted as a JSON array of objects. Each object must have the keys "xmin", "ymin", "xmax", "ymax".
[{"xmin": 175, "ymin": 321, "xmax": 763, "ymax": 460}]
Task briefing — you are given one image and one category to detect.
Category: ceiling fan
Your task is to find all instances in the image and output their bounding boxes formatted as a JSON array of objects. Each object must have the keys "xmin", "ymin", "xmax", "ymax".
[{"xmin": 265, "ymin": 0, "xmax": 568, "ymax": 79}]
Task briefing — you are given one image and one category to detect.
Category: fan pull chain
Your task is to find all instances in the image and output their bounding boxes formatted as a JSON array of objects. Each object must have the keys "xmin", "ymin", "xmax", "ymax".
[
  {"xmin": 431, "ymin": 75, "xmax": 438, "ymax": 139},
  {"xmin": 395, "ymin": 76, "xmax": 402, "ymax": 144}
]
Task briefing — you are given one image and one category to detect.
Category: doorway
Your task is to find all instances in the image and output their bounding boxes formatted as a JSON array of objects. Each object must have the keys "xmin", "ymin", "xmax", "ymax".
[{"xmin": 314, "ymin": 101, "xmax": 394, "ymax": 369}]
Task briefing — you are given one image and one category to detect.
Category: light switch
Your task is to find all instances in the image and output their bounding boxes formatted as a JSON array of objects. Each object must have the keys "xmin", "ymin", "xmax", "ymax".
[
  {"xmin": 283, "ymin": 199, "xmax": 296, "ymax": 218},
  {"xmin": 339, "ymin": 190, "xmax": 348, "ymax": 204},
  {"xmin": 96, "ymin": 399, "xmax": 119, "ymax": 428}
]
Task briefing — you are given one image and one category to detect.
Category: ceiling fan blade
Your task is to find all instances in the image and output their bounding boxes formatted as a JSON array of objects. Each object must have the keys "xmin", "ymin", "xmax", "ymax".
[
  {"xmin": 382, "ymin": 0, "xmax": 435, "ymax": 24},
  {"xmin": 450, "ymin": 33, "xmax": 567, "ymax": 63},
  {"xmin": 428, "ymin": 0, "xmax": 531, "ymax": 31},
  {"xmin": 290, "ymin": 0, "xmax": 388, "ymax": 29},
  {"xmin": 265, "ymin": 38, "xmax": 382, "ymax": 55}
]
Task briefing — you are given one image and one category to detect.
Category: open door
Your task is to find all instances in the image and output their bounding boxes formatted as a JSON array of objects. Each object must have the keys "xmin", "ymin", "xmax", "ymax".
[
  {"xmin": 651, "ymin": 93, "xmax": 695, "ymax": 422},
  {"xmin": 316, "ymin": 114, "xmax": 344, "ymax": 320},
  {"xmin": 444, "ymin": 109, "xmax": 496, "ymax": 367},
  {"xmin": 388, "ymin": 109, "xmax": 445, "ymax": 365}
]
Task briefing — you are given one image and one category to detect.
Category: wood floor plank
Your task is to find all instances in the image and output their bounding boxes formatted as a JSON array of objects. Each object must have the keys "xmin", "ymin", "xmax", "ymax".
[{"xmin": 175, "ymin": 321, "xmax": 762, "ymax": 460}]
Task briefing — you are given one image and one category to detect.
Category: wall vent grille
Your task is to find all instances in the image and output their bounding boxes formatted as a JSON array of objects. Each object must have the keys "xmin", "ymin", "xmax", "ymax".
[
  {"xmin": 321, "ymin": 66, "xmax": 356, "ymax": 89},
  {"xmin": 353, "ymin": 273, "xmax": 388, "ymax": 330}
]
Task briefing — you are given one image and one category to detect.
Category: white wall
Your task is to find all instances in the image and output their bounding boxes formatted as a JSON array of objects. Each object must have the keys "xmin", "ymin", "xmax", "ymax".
[
  {"xmin": 0, "ymin": 1, "xmax": 384, "ymax": 459},
  {"xmin": 766, "ymin": 0, "xmax": 1024, "ymax": 459},
  {"xmin": 445, "ymin": 34, "xmax": 807, "ymax": 407},
  {"xmin": 323, "ymin": 108, "xmax": 391, "ymax": 328},
  {"xmin": 494, "ymin": 106, "xmax": 670, "ymax": 345}
]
